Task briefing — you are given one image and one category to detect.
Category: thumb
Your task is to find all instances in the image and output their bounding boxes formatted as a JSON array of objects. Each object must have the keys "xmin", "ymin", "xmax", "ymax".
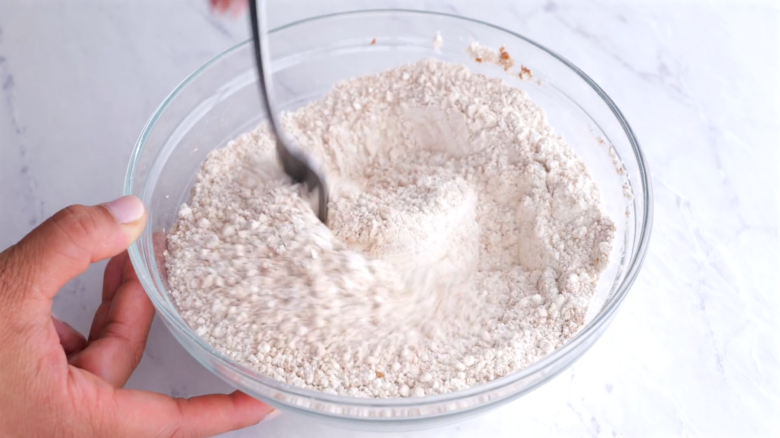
[{"xmin": 0, "ymin": 196, "xmax": 147, "ymax": 314}]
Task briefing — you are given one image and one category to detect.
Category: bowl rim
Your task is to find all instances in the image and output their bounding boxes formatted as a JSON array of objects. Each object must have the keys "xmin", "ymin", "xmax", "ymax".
[{"xmin": 125, "ymin": 8, "xmax": 653, "ymax": 410}]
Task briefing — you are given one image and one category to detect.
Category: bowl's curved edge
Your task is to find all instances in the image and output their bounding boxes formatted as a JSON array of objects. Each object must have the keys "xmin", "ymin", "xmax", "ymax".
[{"xmin": 123, "ymin": 7, "xmax": 654, "ymax": 421}]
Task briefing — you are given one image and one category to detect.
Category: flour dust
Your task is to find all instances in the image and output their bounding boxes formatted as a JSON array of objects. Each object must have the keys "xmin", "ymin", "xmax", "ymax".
[{"xmin": 165, "ymin": 58, "xmax": 615, "ymax": 398}]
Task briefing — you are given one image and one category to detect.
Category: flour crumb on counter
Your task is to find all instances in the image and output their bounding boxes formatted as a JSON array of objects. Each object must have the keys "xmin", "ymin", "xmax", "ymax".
[{"xmin": 433, "ymin": 31, "xmax": 443, "ymax": 51}]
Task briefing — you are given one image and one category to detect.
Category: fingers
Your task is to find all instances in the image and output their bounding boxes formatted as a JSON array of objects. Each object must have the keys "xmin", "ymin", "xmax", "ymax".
[
  {"xmin": 173, "ymin": 391, "xmax": 274, "ymax": 437},
  {"xmin": 70, "ymin": 257, "xmax": 154, "ymax": 387},
  {"xmin": 89, "ymin": 252, "xmax": 129, "ymax": 342},
  {"xmin": 115, "ymin": 389, "xmax": 275, "ymax": 438},
  {"xmin": 210, "ymin": 0, "xmax": 246, "ymax": 15},
  {"xmin": 210, "ymin": 0, "xmax": 229, "ymax": 12},
  {"xmin": 103, "ymin": 251, "xmax": 129, "ymax": 304},
  {"xmin": 0, "ymin": 196, "xmax": 146, "ymax": 315},
  {"xmin": 52, "ymin": 316, "xmax": 87, "ymax": 356}
]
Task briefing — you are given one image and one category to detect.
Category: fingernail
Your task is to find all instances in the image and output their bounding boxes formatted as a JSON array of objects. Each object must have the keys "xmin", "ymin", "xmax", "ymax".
[
  {"xmin": 263, "ymin": 409, "xmax": 282, "ymax": 422},
  {"xmin": 104, "ymin": 196, "xmax": 145, "ymax": 224}
]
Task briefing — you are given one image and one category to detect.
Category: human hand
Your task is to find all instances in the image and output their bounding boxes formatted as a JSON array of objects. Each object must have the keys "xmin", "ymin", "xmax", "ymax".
[
  {"xmin": 0, "ymin": 196, "xmax": 275, "ymax": 437},
  {"xmin": 210, "ymin": 0, "xmax": 247, "ymax": 15}
]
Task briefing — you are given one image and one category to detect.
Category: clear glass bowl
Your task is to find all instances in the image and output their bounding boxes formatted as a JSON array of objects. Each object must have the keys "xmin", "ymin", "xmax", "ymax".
[{"xmin": 125, "ymin": 9, "xmax": 652, "ymax": 430}]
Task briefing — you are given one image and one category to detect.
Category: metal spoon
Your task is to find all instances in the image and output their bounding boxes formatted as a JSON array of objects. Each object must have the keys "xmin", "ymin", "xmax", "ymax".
[{"xmin": 248, "ymin": 0, "xmax": 329, "ymax": 223}]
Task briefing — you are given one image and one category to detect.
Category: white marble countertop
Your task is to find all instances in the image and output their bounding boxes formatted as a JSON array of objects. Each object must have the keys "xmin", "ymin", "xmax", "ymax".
[{"xmin": 1, "ymin": 0, "xmax": 778, "ymax": 436}]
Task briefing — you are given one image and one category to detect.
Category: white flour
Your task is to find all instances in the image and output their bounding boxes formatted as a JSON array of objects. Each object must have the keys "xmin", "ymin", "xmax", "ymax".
[{"xmin": 165, "ymin": 58, "xmax": 615, "ymax": 398}]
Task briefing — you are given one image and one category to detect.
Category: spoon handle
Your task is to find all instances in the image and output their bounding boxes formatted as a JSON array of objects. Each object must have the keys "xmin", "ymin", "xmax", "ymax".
[{"xmin": 247, "ymin": 0, "xmax": 329, "ymax": 223}]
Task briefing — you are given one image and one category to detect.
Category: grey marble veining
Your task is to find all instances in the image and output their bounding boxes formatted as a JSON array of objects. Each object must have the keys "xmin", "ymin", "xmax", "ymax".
[{"xmin": 0, "ymin": 0, "xmax": 778, "ymax": 436}]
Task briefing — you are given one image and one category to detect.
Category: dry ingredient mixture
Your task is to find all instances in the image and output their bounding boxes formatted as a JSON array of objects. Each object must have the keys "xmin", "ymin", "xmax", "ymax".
[{"xmin": 165, "ymin": 58, "xmax": 615, "ymax": 398}]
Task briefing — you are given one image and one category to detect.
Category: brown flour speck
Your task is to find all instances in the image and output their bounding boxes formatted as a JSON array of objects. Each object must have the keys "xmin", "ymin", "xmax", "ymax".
[{"xmin": 520, "ymin": 65, "xmax": 533, "ymax": 80}]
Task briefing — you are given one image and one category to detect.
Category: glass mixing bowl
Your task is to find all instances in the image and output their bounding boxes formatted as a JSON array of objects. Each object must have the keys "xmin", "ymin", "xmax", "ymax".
[{"xmin": 125, "ymin": 9, "xmax": 652, "ymax": 430}]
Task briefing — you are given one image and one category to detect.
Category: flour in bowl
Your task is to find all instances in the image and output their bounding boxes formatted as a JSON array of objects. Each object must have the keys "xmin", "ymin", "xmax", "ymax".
[{"xmin": 165, "ymin": 58, "xmax": 615, "ymax": 398}]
